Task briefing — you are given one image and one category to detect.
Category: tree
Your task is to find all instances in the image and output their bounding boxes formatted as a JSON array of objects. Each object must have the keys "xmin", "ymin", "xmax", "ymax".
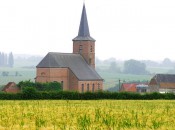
[
  {"xmin": 8, "ymin": 52, "xmax": 14, "ymax": 67},
  {"xmin": 123, "ymin": 59, "xmax": 149, "ymax": 75},
  {"xmin": 162, "ymin": 58, "xmax": 174, "ymax": 67},
  {"xmin": 108, "ymin": 62, "xmax": 121, "ymax": 73}
]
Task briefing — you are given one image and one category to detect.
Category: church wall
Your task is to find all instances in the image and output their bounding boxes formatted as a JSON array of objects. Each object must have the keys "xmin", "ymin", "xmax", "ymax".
[
  {"xmin": 69, "ymin": 69, "xmax": 79, "ymax": 91},
  {"xmin": 73, "ymin": 41, "xmax": 95, "ymax": 68},
  {"xmin": 36, "ymin": 68, "xmax": 69, "ymax": 90},
  {"xmin": 78, "ymin": 80, "xmax": 103, "ymax": 93}
]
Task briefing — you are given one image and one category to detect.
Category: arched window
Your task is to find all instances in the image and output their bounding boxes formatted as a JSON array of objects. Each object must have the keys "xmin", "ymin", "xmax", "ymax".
[
  {"xmin": 82, "ymin": 84, "xmax": 84, "ymax": 92},
  {"xmin": 98, "ymin": 83, "xmax": 100, "ymax": 90},
  {"xmin": 61, "ymin": 81, "xmax": 64, "ymax": 87},
  {"xmin": 87, "ymin": 84, "xmax": 90, "ymax": 92},
  {"xmin": 41, "ymin": 72, "xmax": 45, "ymax": 76},
  {"xmin": 92, "ymin": 84, "xmax": 95, "ymax": 92},
  {"xmin": 90, "ymin": 45, "xmax": 93, "ymax": 52},
  {"xmin": 89, "ymin": 58, "xmax": 91, "ymax": 64},
  {"xmin": 79, "ymin": 45, "xmax": 83, "ymax": 53}
]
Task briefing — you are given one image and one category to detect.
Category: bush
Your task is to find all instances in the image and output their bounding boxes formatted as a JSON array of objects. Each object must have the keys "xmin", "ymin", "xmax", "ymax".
[
  {"xmin": 22, "ymin": 87, "xmax": 38, "ymax": 99},
  {"xmin": 0, "ymin": 91, "xmax": 175, "ymax": 100},
  {"xmin": 18, "ymin": 80, "xmax": 62, "ymax": 92}
]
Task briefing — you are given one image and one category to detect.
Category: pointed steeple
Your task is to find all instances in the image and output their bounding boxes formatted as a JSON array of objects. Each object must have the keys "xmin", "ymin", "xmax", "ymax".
[{"xmin": 73, "ymin": 4, "xmax": 95, "ymax": 41}]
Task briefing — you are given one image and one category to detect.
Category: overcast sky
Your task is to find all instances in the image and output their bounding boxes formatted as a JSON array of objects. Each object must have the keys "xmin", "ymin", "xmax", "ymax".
[{"xmin": 0, "ymin": 0, "xmax": 175, "ymax": 60}]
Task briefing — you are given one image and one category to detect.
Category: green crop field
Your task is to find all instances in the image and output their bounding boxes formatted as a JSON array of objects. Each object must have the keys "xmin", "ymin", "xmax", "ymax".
[{"xmin": 0, "ymin": 100, "xmax": 174, "ymax": 129}]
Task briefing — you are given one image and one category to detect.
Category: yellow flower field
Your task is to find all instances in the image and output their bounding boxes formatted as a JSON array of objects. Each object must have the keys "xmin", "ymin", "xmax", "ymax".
[{"xmin": 0, "ymin": 100, "xmax": 175, "ymax": 130}]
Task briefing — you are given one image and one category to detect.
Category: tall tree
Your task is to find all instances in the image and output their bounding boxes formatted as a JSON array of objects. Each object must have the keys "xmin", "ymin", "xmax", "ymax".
[
  {"xmin": 123, "ymin": 59, "xmax": 149, "ymax": 75},
  {"xmin": 8, "ymin": 52, "xmax": 14, "ymax": 67}
]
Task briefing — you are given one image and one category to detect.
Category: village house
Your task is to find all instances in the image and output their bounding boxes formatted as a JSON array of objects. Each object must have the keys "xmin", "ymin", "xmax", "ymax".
[
  {"xmin": 149, "ymin": 74, "xmax": 175, "ymax": 93},
  {"xmin": 35, "ymin": 4, "xmax": 103, "ymax": 92},
  {"xmin": 120, "ymin": 83, "xmax": 149, "ymax": 93},
  {"xmin": 2, "ymin": 82, "xmax": 20, "ymax": 93}
]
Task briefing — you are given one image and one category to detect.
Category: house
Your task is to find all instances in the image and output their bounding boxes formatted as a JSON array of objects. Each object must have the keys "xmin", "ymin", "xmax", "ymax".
[
  {"xmin": 149, "ymin": 74, "xmax": 175, "ymax": 93},
  {"xmin": 2, "ymin": 82, "xmax": 20, "ymax": 93},
  {"xmin": 35, "ymin": 4, "xmax": 103, "ymax": 92},
  {"xmin": 136, "ymin": 84, "xmax": 149, "ymax": 93},
  {"xmin": 120, "ymin": 83, "xmax": 149, "ymax": 93},
  {"xmin": 120, "ymin": 83, "xmax": 137, "ymax": 92}
]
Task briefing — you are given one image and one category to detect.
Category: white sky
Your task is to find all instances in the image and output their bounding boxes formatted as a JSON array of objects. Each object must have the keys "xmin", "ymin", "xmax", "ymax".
[{"xmin": 0, "ymin": 0, "xmax": 175, "ymax": 61}]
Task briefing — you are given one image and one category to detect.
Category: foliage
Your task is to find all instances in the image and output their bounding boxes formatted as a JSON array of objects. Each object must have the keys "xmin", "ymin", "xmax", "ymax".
[
  {"xmin": 18, "ymin": 80, "xmax": 62, "ymax": 92},
  {"xmin": 108, "ymin": 62, "xmax": 121, "ymax": 73},
  {"xmin": 22, "ymin": 87, "xmax": 38, "ymax": 99},
  {"xmin": 123, "ymin": 59, "xmax": 149, "ymax": 75},
  {"xmin": 0, "ymin": 91, "xmax": 175, "ymax": 100}
]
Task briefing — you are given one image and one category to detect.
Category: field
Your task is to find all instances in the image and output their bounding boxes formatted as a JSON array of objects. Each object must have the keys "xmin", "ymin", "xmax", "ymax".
[{"xmin": 0, "ymin": 100, "xmax": 175, "ymax": 129}]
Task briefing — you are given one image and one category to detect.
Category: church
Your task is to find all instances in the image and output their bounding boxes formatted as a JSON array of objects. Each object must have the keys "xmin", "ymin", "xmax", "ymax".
[{"xmin": 35, "ymin": 4, "xmax": 103, "ymax": 92}]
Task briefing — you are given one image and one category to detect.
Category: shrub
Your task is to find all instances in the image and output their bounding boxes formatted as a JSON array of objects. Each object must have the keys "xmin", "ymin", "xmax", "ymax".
[{"xmin": 17, "ymin": 80, "xmax": 62, "ymax": 92}]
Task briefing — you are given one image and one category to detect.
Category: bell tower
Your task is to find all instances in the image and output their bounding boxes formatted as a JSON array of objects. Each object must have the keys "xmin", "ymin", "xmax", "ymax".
[{"xmin": 73, "ymin": 4, "xmax": 96, "ymax": 68}]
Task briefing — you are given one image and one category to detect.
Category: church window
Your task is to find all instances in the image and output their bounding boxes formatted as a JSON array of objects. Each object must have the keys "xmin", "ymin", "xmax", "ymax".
[
  {"xmin": 92, "ymin": 84, "xmax": 95, "ymax": 92},
  {"xmin": 98, "ymin": 83, "xmax": 100, "ymax": 90},
  {"xmin": 82, "ymin": 84, "xmax": 84, "ymax": 92},
  {"xmin": 90, "ymin": 45, "xmax": 93, "ymax": 52},
  {"xmin": 79, "ymin": 45, "xmax": 83, "ymax": 53},
  {"xmin": 41, "ymin": 72, "xmax": 46, "ymax": 76},
  {"xmin": 61, "ymin": 81, "xmax": 64, "ymax": 87},
  {"xmin": 89, "ymin": 58, "xmax": 91, "ymax": 64},
  {"xmin": 87, "ymin": 84, "xmax": 90, "ymax": 91}
]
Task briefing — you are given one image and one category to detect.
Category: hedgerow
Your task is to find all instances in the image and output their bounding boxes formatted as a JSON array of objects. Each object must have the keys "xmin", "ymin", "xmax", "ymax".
[{"xmin": 0, "ymin": 91, "xmax": 175, "ymax": 100}]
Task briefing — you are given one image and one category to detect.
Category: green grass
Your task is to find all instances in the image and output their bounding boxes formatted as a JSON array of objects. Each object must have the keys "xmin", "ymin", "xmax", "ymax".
[
  {"xmin": 147, "ymin": 67, "xmax": 173, "ymax": 74},
  {"xmin": 0, "ymin": 67, "xmax": 35, "ymax": 85},
  {"xmin": 0, "ymin": 66, "xmax": 172, "ymax": 89},
  {"xmin": 99, "ymin": 72, "xmax": 152, "ymax": 89}
]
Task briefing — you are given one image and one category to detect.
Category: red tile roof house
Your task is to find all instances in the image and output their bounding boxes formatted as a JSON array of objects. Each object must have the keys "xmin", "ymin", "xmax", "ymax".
[
  {"xmin": 120, "ymin": 83, "xmax": 149, "ymax": 93},
  {"xmin": 120, "ymin": 83, "xmax": 137, "ymax": 92},
  {"xmin": 2, "ymin": 82, "xmax": 20, "ymax": 93}
]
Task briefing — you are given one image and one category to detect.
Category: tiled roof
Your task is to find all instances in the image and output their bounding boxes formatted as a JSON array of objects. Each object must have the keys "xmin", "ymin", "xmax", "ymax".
[
  {"xmin": 121, "ymin": 83, "xmax": 137, "ymax": 92},
  {"xmin": 36, "ymin": 52, "xmax": 103, "ymax": 81},
  {"xmin": 154, "ymin": 74, "xmax": 175, "ymax": 83}
]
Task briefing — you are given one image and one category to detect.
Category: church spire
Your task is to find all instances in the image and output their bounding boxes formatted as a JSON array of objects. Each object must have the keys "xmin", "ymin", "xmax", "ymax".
[{"xmin": 73, "ymin": 4, "xmax": 95, "ymax": 41}]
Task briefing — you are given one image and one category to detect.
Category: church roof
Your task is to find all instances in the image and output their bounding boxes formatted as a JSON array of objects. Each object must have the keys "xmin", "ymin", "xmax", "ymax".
[
  {"xmin": 37, "ymin": 52, "xmax": 103, "ymax": 81},
  {"xmin": 73, "ymin": 4, "xmax": 95, "ymax": 41}
]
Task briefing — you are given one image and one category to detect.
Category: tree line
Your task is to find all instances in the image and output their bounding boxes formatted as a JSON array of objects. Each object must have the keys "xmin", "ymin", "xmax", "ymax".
[{"xmin": 0, "ymin": 52, "xmax": 14, "ymax": 67}]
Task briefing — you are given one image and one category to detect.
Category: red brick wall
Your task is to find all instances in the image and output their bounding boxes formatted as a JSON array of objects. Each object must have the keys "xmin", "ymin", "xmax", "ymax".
[
  {"xmin": 36, "ymin": 68, "xmax": 103, "ymax": 92},
  {"xmin": 73, "ymin": 41, "xmax": 95, "ymax": 68},
  {"xmin": 78, "ymin": 81, "xmax": 103, "ymax": 92},
  {"xmin": 36, "ymin": 68, "xmax": 69, "ymax": 90},
  {"xmin": 69, "ymin": 69, "xmax": 78, "ymax": 91}
]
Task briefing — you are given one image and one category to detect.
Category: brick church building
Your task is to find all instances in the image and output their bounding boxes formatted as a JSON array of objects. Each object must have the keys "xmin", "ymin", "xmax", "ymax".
[{"xmin": 35, "ymin": 4, "xmax": 103, "ymax": 92}]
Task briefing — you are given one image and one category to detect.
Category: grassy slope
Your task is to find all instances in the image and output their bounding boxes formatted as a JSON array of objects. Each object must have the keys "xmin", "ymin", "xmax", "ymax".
[{"xmin": 0, "ymin": 65, "xmax": 173, "ymax": 89}]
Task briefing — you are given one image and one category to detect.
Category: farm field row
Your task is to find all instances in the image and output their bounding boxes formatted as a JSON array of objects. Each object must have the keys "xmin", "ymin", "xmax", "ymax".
[{"xmin": 0, "ymin": 100, "xmax": 174, "ymax": 129}]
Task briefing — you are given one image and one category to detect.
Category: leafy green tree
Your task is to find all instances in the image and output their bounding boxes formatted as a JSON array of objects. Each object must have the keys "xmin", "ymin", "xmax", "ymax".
[{"xmin": 123, "ymin": 59, "xmax": 149, "ymax": 75}]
